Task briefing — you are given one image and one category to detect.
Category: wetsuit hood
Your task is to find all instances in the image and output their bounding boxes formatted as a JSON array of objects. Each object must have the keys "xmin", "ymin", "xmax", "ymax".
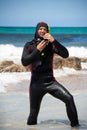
[{"xmin": 34, "ymin": 22, "xmax": 49, "ymax": 40}]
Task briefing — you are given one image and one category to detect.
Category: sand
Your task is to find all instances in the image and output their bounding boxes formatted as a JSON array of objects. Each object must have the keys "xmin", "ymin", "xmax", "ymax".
[{"xmin": 0, "ymin": 73, "xmax": 87, "ymax": 130}]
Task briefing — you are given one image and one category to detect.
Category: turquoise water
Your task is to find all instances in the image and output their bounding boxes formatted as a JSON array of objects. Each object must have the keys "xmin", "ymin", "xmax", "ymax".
[
  {"xmin": 0, "ymin": 27, "xmax": 87, "ymax": 34},
  {"xmin": 0, "ymin": 27, "xmax": 87, "ymax": 47}
]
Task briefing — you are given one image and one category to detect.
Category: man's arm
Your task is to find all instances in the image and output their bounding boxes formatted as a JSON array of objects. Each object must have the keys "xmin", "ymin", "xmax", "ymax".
[
  {"xmin": 21, "ymin": 42, "xmax": 40, "ymax": 66},
  {"xmin": 52, "ymin": 39, "xmax": 69, "ymax": 58}
]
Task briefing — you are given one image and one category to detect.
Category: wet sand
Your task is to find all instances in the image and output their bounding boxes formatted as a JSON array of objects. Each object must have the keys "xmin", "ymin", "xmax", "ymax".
[{"xmin": 0, "ymin": 73, "xmax": 87, "ymax": 130}]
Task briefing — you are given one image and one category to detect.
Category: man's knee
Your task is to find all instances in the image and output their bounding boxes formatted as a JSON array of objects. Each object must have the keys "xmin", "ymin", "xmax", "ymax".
[{"xmin": 65, "ymin": 94, "xmax": 74, "ymax": 104}]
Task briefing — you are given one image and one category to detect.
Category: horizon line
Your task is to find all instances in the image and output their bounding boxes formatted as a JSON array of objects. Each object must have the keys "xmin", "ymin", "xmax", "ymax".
[{"xmin": 0, "ymin": 26, "xmax": 87, "ymax": 28}]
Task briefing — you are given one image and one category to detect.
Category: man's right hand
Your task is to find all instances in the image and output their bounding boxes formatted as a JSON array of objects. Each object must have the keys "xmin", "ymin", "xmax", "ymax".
[{"xmin": 36, "ymin": 40, "xmax": 47, "ymax": 52}]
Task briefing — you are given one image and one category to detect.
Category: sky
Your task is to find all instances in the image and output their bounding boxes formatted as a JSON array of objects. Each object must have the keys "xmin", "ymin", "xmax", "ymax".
[{"xmin": 0, "ymin": 0, "xmax": 87, "ymax": 27}]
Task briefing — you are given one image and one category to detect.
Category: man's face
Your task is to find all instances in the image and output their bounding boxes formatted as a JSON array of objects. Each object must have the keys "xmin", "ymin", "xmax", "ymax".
[{"xmin": 38, "ymin": 27, "xmax": 47, "ymax": 37}]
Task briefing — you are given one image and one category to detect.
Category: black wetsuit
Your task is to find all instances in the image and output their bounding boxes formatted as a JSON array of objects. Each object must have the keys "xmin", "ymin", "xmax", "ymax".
[{"xmin": 21, "ymin": 39, "xmax": 79, "ymax": 127}]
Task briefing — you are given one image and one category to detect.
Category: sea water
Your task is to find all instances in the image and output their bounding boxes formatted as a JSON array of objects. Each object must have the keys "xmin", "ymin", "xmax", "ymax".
[{"xmin": 0, "ymin": 27, "xmax": 87, "ymax": 93}]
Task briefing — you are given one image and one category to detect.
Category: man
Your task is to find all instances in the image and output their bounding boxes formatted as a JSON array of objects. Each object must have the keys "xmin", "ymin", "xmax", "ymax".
[{"xmin": 21, "ymin": 22, "xmax": 79, "ymax": 127}]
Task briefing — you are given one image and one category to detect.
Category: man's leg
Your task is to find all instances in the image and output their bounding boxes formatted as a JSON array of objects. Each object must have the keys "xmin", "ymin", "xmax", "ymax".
[
  {"xmin": 27, "ymin": 85, "xmax": 44, "ymax": 125},
  {"xmin": 48, "ymin": 81, "xmax": 79, "ymax": 127}
]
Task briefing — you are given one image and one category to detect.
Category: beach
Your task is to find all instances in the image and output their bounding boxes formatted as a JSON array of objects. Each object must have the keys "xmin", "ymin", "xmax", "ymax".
[
  {"xmin": 0, "ymin": 29, "xmax": 87, "ymax": 130},
  {"xmin": 0, "ymin": 71, "xmax": 87, "ymax": 130}
]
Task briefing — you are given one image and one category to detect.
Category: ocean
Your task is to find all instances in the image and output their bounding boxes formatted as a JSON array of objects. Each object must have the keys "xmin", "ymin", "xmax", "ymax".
[{"xmin": 0, "ymin": 27, "xmax": 87, "ymax": 93}]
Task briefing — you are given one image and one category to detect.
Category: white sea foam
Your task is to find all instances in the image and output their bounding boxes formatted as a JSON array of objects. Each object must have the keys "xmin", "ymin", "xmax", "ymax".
[
  {"xmin": 67, "ymin": 46, "xmax": 87, "ymax": 58},
  {"xmin": 81, "ymin": 62, "xmax": 87, "ymax": 69},
  {"xmin": 0, "ymin": 44, "xmax": 87, "ymax": 64},
  {"xmin": 0, "ymin": 44, "xmax": 23, "ymax": 64},
  {"xmin": 0, "ymin": 72, "xmax": 30, "ymax": 93}
]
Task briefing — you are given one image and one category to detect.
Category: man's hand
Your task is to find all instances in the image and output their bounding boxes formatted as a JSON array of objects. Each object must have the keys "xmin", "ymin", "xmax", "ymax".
[
  {"xmin": 37, "ymin": 40, "xmax": 47, "ymax": 52},
  {"xmin": 43, "ymin": 33, "xmax": 54, "ymax": 43}
]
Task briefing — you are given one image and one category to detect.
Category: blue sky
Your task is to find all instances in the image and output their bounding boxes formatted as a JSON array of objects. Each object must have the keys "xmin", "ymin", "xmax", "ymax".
[{"xmin": 0, "ymin": 0, "xmax": 87, "ymax": 27}]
